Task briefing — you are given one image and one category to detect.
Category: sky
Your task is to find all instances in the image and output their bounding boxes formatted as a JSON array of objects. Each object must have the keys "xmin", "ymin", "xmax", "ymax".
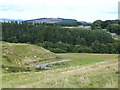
[{"xmin": 0, "ymin": 0, "xmax": 119, "ymax": 22}]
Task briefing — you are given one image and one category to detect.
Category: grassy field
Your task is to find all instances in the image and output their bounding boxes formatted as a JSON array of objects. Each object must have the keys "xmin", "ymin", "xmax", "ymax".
[
  {"xmin": 2, "ymin": 42, "xmax": 62, "ymax": 73},
  {"xmin": 54, "ymin": 53, "xmax": 118, "ymax": 68},
  {"xmin": 2, "ymin": 53, "xmax": 118, "ymax": 88}
]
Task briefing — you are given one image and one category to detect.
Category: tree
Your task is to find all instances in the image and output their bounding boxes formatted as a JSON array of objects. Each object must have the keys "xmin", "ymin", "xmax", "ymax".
[
  {"xmin": 107, "ymin": 24, "xmax": 120, "ymax": 35},
  {"xmin": 101, "ymin": 20, "xmax": 120, "ymax": 29},
  {"xmin": 2, "ymin": 22, "xmax": 117, "ymax": 54},
  {"xmin": 73, "ymin": 45, "xmax": 93, "ymax": 53},
  {"xmin": 91, "ymin": 20, "xmax": 102, "ymax": 29},
  {"xmin": 91, "ymin": 40, "xmax": 105, "ymax": 53}
]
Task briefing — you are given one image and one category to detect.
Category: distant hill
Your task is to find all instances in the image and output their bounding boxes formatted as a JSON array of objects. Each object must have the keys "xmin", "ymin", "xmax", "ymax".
[
  {"xmin": 25, "ymin": 18, "xmax": 78, "ymax": 23},
  {"xmin": 0, "ymin": 18, "xmax": 23, "ymax": 22},
  {"xmin": 0, "ymin": 17, "xmax": 92, "ymax": 26},
  {"xmin": 25, "ymin": 18, "xmax": 92, "ymax": 26},
  {"xmin": 2, "ymin": 42, "xmax": 62, "ymax": 72}
]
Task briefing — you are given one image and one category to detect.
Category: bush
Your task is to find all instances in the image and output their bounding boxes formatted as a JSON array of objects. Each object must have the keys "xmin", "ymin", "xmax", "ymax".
[
  {"xmin": 49, "ymin": 48, "xmax": 66, "ymax": 53},
  {"xmin": 74, "ymin": 45, "xmax": 93, "ymax": 53}
]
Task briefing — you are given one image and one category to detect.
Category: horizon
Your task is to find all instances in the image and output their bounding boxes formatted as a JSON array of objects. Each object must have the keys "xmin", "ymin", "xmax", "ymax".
[
  {"xmin": 0, "ymin": 0, "xmax": 119, "ymax": 22},
  {"xmin": 0, "ymin": 17, "xmax": 119, "ymax": 23}
]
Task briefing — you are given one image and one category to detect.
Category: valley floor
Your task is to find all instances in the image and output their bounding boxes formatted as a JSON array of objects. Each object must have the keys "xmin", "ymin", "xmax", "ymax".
[{"xmin": 2, "ymin": 53, "xmax": 118, "ymax": 88}]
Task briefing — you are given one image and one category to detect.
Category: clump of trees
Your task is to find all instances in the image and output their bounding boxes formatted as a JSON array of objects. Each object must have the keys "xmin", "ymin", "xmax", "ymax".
[
  {"xmin": 107, "ymin": 24, "xmax": 120, "ymax": 35},
  {"xmin": 2, "ymin": 21, "xmax": 119, "ymax": 53},
  {"xmin": 91, "ymin": 19, "xmax": 120, "ymax": 35}
]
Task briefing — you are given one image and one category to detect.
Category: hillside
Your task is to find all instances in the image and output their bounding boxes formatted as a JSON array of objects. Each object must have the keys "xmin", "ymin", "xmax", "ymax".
[
  {"xmin": 2, "ymin": 42, "xmax": 62, "ymax": 72},
  {"xmin": 2, "ymin": 42, "xmax": 118, "ymax": 88},
  {"xmin": 2, "ymin": 53, "xmax": 118, "ymax": 88},
  {"xmin": 25, "ymin": 18, "xmax": 77, "ymax": 23}
]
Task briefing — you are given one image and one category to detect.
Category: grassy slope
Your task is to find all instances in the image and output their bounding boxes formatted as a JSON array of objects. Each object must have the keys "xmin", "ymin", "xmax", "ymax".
[
  {"xmin": 2, "ymin": 42, "xmax": 62, "ymax": 72},
  {"xmin": 2, "ymin": 53, "xmax": 118, "ymax": 88},
  {"xmin": 54, "ymin": 53, "xmax": 118, "ymax": 68}
]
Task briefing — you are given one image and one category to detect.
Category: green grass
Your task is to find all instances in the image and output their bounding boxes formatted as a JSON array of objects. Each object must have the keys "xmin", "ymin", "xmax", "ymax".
[
  {"xmin": 2, "ymin": 59, "xmax": 118, "ymax": 88},
  {"xmin": 1, "ymin": 42, "xmax": 118, "ymax": 88},
  {"xmin": 2, "ymin": 42, "xmax": 62, "ymax": 73},
  {"xmin": 2, "ymin": 52, "xmax": 118, "ymax": 88},
  {"xmin": 54, "ymin": 53, "xmax": 118, "ymax": 68}
]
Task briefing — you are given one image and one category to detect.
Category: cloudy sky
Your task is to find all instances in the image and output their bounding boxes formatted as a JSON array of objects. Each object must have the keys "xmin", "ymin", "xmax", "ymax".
[{"xmin": 0, "ymin": 0, "xmax": 119, "ymax": 22}]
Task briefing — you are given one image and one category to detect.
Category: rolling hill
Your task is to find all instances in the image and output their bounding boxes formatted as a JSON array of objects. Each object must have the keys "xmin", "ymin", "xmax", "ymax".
[
  {"xmin": 0, "ymin": 18, "xmax": 92, "ymax": 26},
  {"xmin": 2, "ymin": 42, "xmax": 62, "ymax": 72},
  {"xmin": 25, "ymin": 18, "xmax": 77, "ymax": 23},
  {"xmin": 1, "ymin": 42, "xmax": 118, "ymax": 88}
]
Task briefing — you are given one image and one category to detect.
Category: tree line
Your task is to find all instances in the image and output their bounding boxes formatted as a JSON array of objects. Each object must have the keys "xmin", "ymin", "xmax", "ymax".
[
  {"xmin": 91, "ymin": 19, "xmax": 120, "ymax": 35},
  {"xmin": 2, "ymin": 22, "xmax": 120, "ymax": 53}
]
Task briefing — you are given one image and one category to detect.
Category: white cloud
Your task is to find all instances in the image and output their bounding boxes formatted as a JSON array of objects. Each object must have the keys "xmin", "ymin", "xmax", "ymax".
[{"xmin": 0, "ymin": 0, "xmax": 119, "ymax": 22}]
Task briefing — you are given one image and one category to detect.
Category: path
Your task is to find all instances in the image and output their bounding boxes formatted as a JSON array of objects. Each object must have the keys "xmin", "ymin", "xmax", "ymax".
[{"xmin": 34, "ymin": 59, "xmax": 71, "ymax": 69}]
